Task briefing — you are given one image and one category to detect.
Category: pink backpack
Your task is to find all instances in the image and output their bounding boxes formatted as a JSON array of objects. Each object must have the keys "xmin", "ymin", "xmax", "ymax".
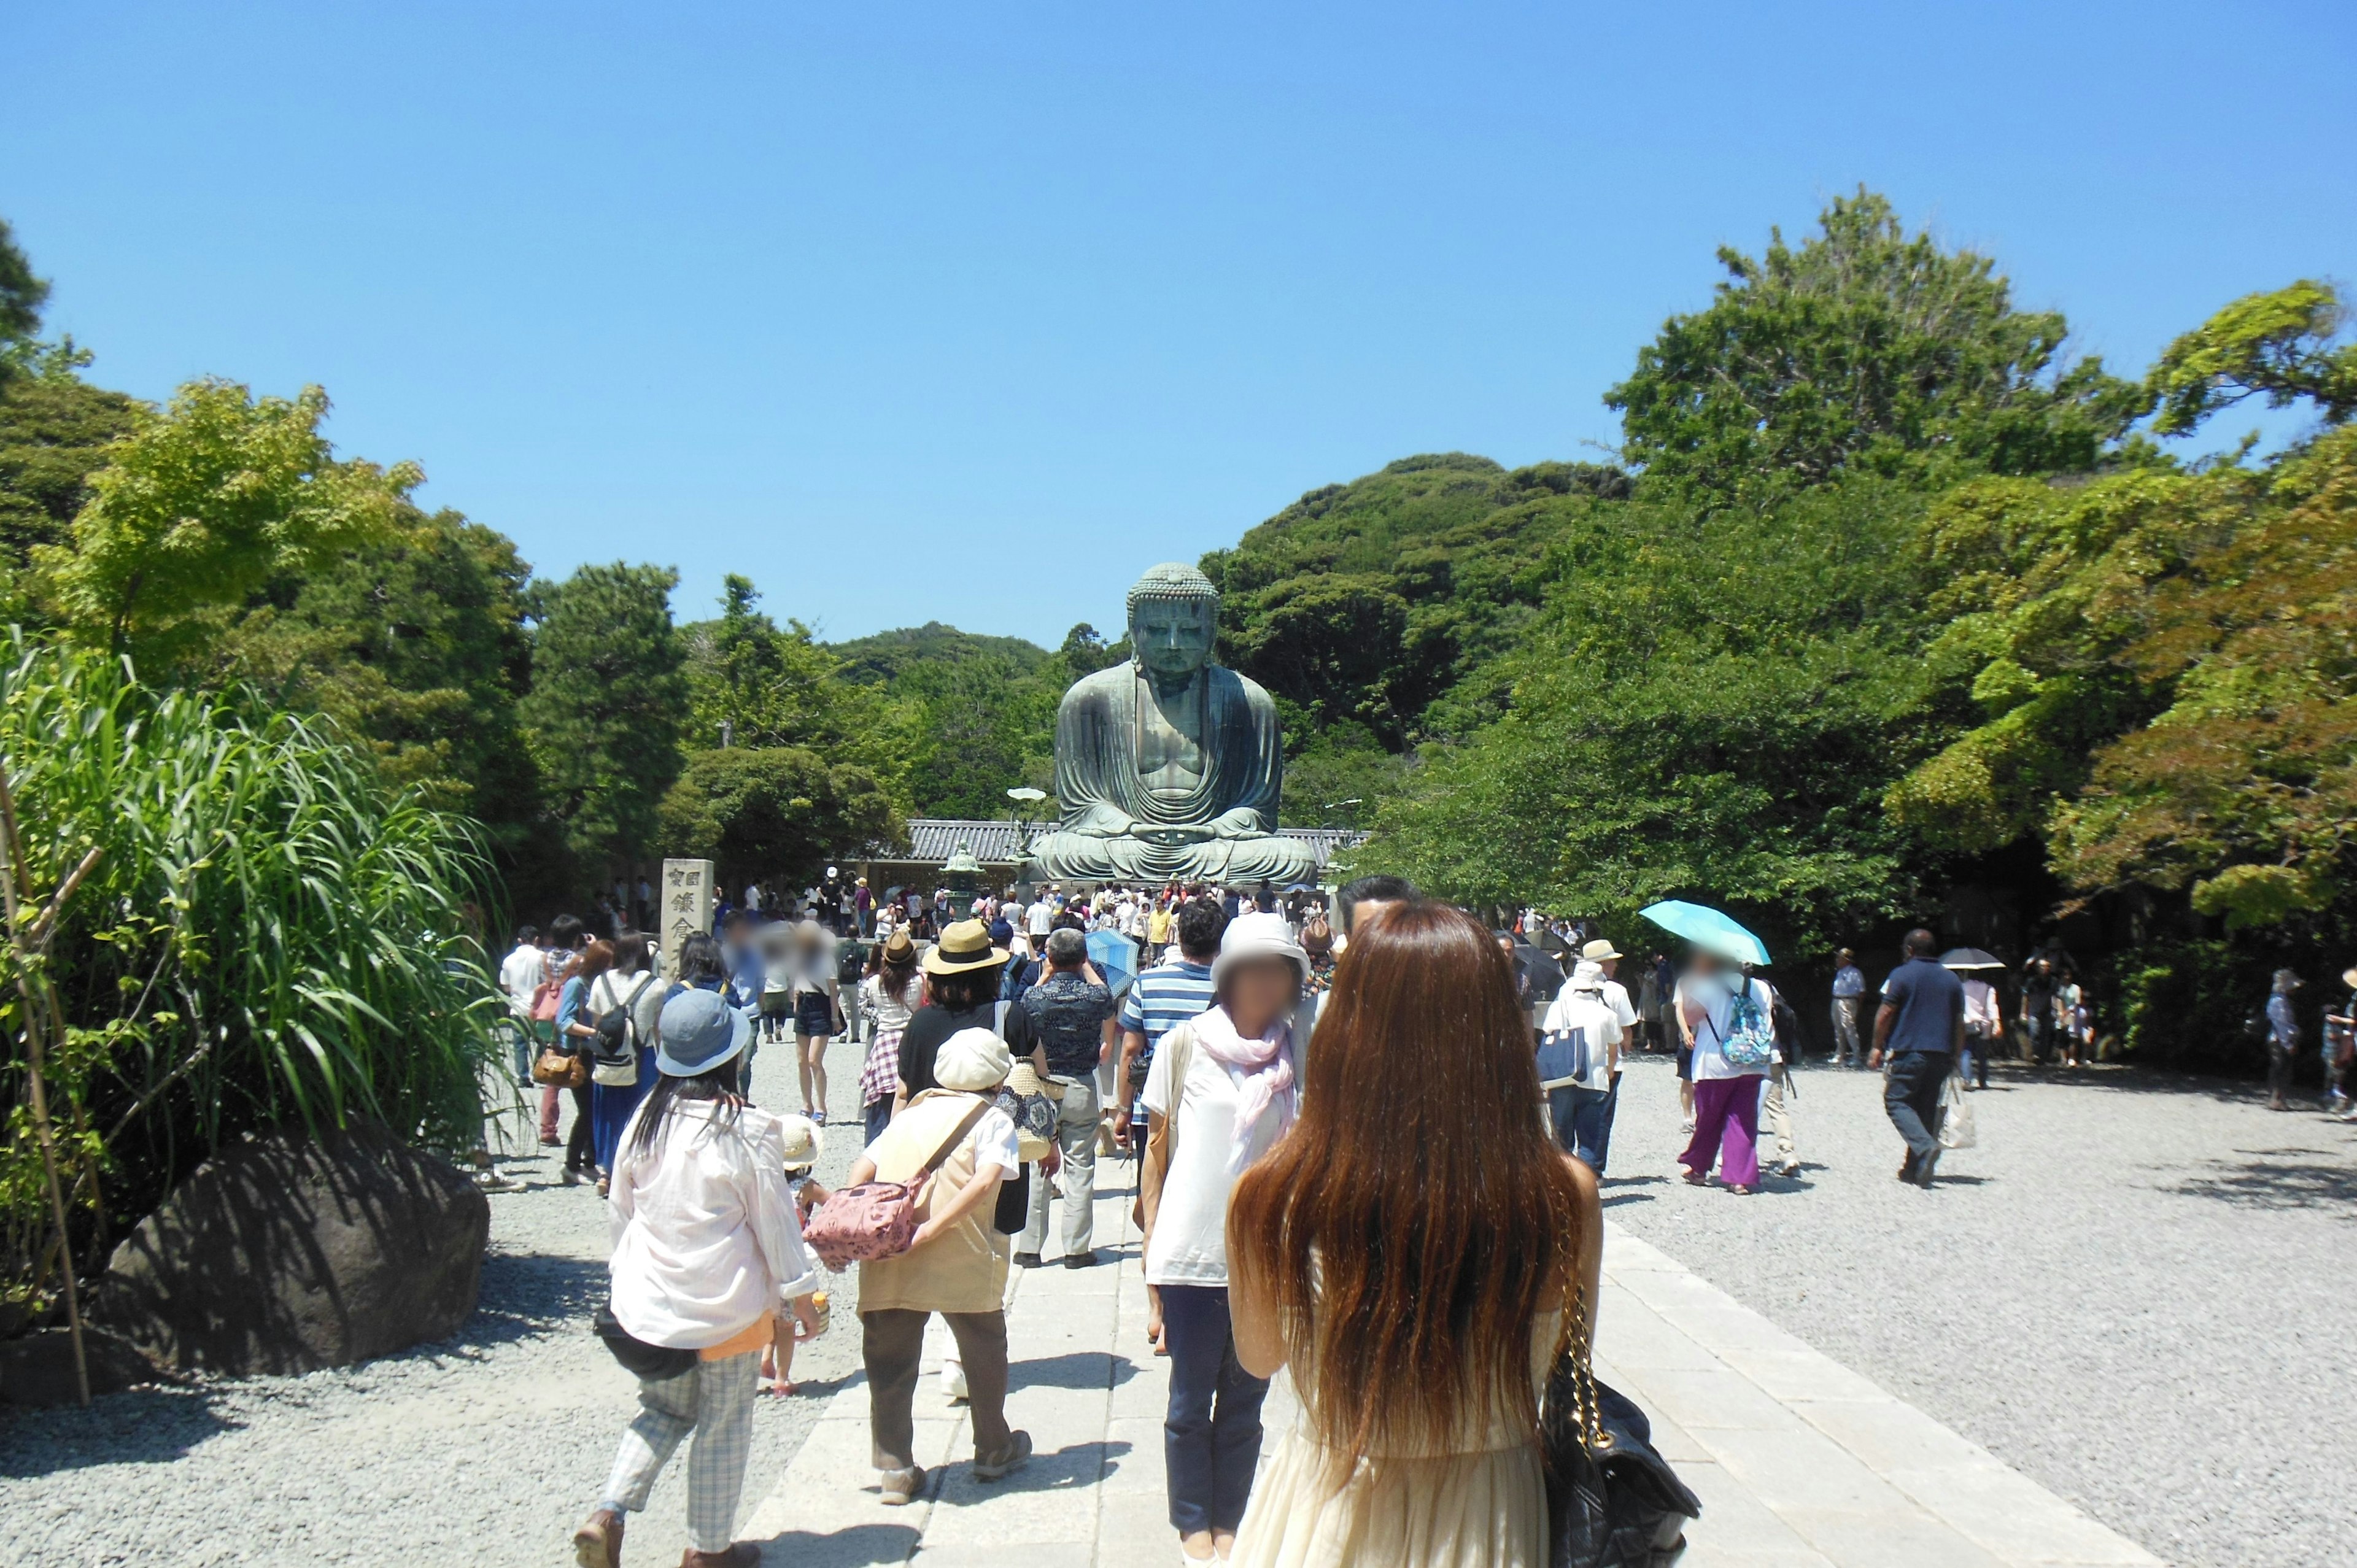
[{"xmin": 803, "ymin": 1099, "xmax": 990, "ymax": 1270}]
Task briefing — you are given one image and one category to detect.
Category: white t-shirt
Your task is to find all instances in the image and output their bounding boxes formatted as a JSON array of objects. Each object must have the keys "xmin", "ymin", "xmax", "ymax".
[
  {"xmin": 1140, "ymin": 1030, "xmax": 1290, "ymax": 1287},
  {"xmin": 498, "ymin": 944, "xmax": 546, "ymax": 1016},
  {"xmin": 1677, "ymin": 973, "xmax": 1777, "ymax": 1081},
  {"xmin": 1026, "ymin": 900, "xmax": 1055, "ymax": 935},
  {"xmin": 1962, "ymin": 978, "xmax": 2000, "ymax": 1033},
  {"xmin": 1540, "ymin": 985, "xmax": 1627, "ymax": 1092}
]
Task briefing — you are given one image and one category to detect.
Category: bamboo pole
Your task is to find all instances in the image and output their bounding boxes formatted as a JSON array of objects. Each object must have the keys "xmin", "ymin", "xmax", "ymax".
[{"xmin": 0, "ymin": 756, "xmax": 97, "ymax": 1407}]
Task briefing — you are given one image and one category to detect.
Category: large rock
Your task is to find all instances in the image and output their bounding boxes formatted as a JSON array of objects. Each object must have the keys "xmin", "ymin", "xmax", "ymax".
[{"xmin": 96, "ymin": 1124, "xmax": 489, "ymax": 1375}]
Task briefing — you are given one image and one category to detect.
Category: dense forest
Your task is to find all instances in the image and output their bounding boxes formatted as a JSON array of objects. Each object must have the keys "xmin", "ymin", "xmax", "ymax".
[{"xmin": 4, "ymin": 192, "xmax": 2353, "ymax": 1069}]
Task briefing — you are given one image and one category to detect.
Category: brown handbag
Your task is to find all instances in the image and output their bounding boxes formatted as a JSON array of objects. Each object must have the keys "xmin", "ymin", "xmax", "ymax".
[
  {"xmin": 532, "ymin": 1043, "xmax": 587, "ymax": 1090},
  {"xmin": 803, "ymin": 1097, "xmax": 992, "ymax": 1270}
]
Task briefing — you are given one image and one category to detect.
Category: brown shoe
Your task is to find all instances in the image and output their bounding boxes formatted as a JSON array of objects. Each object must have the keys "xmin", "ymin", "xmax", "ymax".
[
  {"xmin": 573, "ymin": 1508, "xmax": 624, "ymax": 1568},
  {"xmin": 679, "ymin": 1547, "xmax": 758, "ymax": 1568}
]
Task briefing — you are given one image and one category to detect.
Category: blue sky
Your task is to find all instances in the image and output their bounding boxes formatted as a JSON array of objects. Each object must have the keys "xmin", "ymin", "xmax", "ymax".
[{"xmin": 4, "ymin": 2, "xmax": 2353, "ymax": 646}]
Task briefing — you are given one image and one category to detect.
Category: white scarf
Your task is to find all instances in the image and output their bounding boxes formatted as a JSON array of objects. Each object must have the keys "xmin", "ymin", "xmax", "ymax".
[{"xmin": 1191, "ymin": 1005, "xmax": 1296, "ymax": 1173}]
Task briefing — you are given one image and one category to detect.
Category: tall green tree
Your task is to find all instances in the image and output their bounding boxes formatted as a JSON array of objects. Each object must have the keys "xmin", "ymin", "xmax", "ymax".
[
  {"xmin": 683, "ymin": 574, "xmax": 910, "ymax": 793},
  {"xmin": 1358, "ymin": 481, "xmax": 1934, "ymax": 963},
  {"xmin": 2144, "ymin": 279, "xmax": 2357, "ymax": 436},
  {"xmin": 0, "ymin": 351, "xmax": 141, "ymax": 578},
  {"xmin": 0, "ymin": 216, "xmax": 48, "ymax": 387},
  {"xmin": 521, "ymin": 562, "xmax": 687, "ymax": 870},
  {"xmin": 36, "ymin": 379, "xmax": 417, "ymax": 670},
  {"xmin": 222, "ymin": 507, "xmax": 541, "ymax": 833},
  {"xmin": 657, "ymin": 745, "xmax": 900, "ymax": 888},
  {"xmin": 1607, "ymin": 190, "xmax": 2143, "ymax": 504}
]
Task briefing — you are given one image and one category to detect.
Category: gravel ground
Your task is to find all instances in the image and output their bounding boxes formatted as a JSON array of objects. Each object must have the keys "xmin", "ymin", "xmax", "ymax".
[
  {"xmin": 0, "ymin": 1027, "xmax": 875, "ymax": 1568},
  {"xmin": 1601, "ymin": 1048, "xmax": 2357, "ymax": 1568}
]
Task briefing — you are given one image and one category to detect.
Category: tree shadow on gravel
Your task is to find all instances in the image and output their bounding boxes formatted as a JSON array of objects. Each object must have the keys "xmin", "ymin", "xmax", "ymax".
[
  {"xmin": 465, "ymin": 1251, "xmax": 608, "ymax": 1348},
  {"xmin": 0, "ymin": 1383, "xmax": 239, "ymax": 1476},
  {"xmin": 2159, "ymin": 1153, "xmax": 2357, "ymax": 1211},
  {"xmin": 0, "ymin": 1249, "xmax": 608, "ymax": 1478}
]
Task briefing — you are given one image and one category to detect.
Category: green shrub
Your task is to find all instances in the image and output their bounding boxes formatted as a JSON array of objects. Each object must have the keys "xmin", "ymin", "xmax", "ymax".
[{"xmin": 1, "ymin": 631, "xmax": 501, "ymax": 1296}]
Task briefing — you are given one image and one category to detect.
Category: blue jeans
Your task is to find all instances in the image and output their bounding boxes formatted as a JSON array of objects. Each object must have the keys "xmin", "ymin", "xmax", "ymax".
[
  {"xmin": 1548, "ymin": 1084, "xmax": 1615, "ymax": 1174},
  {"xmin": 1160, "ymin": 1284, "xmax": 1269, "ymax": 1535}
]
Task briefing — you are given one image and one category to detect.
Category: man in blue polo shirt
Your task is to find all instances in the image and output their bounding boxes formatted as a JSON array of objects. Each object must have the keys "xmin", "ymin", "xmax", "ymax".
[
  {"xmin": 1112, "ymin": 897, "xmax": 1225, "ymax": 1146},
  {"xmin": 1870, "ymin": 928, "xmax": 1966, "ymax": 1187}
]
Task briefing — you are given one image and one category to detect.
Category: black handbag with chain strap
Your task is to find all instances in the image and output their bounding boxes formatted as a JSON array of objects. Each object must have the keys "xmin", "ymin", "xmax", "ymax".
[{"xmin": 1543, "ymin": 1300, "xmax": 1701, "ymax": 1567}]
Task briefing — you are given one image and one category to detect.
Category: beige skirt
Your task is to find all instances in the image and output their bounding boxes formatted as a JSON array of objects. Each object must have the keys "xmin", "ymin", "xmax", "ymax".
[{"xmin": 1226, "ymin": 1427, "xmax": 1547, "ymax": 1568}]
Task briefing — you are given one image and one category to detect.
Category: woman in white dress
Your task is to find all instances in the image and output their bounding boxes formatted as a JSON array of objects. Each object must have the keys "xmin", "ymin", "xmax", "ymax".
[{"xmin": 1225, "ymin": 901, "xmax": 1603, "ymax": 1568}]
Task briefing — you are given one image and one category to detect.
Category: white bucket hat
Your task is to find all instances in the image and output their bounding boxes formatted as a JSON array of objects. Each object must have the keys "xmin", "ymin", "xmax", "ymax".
[
  {"xmin": 776, "ymin": 1113, "xmax": 824, "ymax": 1170},
  {"xmin": 1212, "ymin": 911, "xmax": 1310, "ymax": 991},
  {"xmin": 934, "ymin": 1027, "xmax": 1014, "ymax": 1093}
]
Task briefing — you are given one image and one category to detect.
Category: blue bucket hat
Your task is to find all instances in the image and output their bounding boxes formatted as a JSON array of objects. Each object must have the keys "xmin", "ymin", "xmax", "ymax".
[{"xmin": 656, "ymin": 987, "xmax": 753, "ymax": 1077}]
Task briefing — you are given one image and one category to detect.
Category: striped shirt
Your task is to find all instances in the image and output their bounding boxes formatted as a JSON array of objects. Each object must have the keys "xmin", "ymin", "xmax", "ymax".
[{"xmin": 1117, "ymin": 957, "xmax": 1215, "ymax": 1095}]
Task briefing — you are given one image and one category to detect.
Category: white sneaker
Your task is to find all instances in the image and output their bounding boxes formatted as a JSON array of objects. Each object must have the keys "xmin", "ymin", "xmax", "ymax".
[{"xmin": 942, "ymin": 1362, "xmax": 968, "ymax": 1402}]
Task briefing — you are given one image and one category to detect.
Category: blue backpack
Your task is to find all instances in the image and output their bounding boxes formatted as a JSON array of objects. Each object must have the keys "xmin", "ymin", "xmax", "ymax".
[{"xmin": 1712, "ymin": 978, "xmax": 1778, "ymax": 1069}]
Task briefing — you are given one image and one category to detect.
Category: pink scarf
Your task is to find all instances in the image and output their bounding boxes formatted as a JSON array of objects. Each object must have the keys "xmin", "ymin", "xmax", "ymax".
[{"xmin": 1193, "ymin": 1005, "xmax": 1296, "ymax": 1173}]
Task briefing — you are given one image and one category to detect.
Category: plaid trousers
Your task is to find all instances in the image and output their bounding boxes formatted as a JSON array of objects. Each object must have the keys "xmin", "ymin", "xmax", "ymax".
[{"xmin": 598, "ymin": 1351, "xmax": 759, "ymax": 1551}]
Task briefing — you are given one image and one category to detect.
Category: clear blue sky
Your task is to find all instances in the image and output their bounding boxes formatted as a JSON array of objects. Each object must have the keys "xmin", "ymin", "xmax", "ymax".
[{"xmin": 5, "ymin": 2, "xmax": 2353, "ymax": 646}]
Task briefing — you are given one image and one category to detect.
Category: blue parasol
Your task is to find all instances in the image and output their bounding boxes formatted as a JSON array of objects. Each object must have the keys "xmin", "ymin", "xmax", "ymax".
[
  {"xmin": 1638, "ymin": 900, "xmax": 1771, "ymax": 967},
  {"xmin": 1086, "ymin": 929, "xmax": 1140, "ymax": 1001}
]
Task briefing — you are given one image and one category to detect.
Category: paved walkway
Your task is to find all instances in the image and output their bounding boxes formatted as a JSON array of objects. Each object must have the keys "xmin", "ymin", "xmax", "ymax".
[{"xmin": 745, "ymin": 1184, "xmax": 2164, "ymax": 1567}]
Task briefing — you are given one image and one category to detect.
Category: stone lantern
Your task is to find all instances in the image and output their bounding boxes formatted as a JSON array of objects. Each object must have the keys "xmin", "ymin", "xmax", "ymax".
[{"xmin": 942, "ymin": 843, "xmax": 983, "ymax": 922}]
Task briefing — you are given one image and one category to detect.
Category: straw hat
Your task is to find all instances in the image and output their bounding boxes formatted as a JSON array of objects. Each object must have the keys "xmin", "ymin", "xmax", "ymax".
[
  {"xmin": 1581, "ymin": 938, "xmax": 1624, "ymax": 963},
  {"xmin": 923, "ymin": 919, "xmax": 1008, "ymax": 976},
  {"xmin": 776, "ymin": 1113, "xmax": 824, "ymax": 1170},
  {"xmin": 878, "ymin": 927, "xmax": 917, "ymax": 965}
]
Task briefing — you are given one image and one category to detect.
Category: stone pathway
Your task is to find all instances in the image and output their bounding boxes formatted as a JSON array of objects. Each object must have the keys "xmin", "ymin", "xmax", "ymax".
[{"xmin": 744, "ymin": 1181, "xmax": 2164, "ymax": 1567}]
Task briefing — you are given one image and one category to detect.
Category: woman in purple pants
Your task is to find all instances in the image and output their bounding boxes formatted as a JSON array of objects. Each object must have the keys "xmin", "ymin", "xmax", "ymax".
[{"xmin": 1673, "ymin": 951, "xmax": 1774, "ymax": 1195}]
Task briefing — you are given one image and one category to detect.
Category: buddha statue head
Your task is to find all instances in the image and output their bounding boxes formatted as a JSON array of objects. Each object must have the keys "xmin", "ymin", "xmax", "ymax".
[{"xmin": 1126, "ymin": 562, "xmax": 1220, "ymax": 686}]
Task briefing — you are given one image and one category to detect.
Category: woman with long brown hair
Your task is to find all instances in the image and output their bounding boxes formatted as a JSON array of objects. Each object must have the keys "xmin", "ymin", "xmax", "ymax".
[{"xmin": 1225, "ymin": 901, "xmax": 1602, "ymax": 1567}]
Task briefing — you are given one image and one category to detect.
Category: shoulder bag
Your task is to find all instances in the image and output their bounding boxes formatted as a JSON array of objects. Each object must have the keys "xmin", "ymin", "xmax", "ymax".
[
  {"xmin": 1706, "ymin": 979, "xmax": 1777, "ymax": 1071},
  {"xmin": 592, "ymin": 1301, "xmax": 697, "ymax": 1381},
  {"xmin": 803, "ymin": 1097, "xmax": 993, "ymax": 1270},
  {"xmin": 1544, "ymin": 1294, "xmax": 1701, "ymax": 1567},
  {"xmin": 1132, "ymin": 1020, "xmax": 1196, "ymax": 1238}
]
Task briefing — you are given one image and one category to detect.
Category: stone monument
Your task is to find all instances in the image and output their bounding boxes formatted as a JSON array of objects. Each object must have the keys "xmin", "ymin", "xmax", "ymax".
[
  {"xmin": 1021, "ymin": 563, "xmax": 1318, "ymax": 887},
  {"xmin": 660, "ymin": 857, "xmax": 714, "ymax": 979}
]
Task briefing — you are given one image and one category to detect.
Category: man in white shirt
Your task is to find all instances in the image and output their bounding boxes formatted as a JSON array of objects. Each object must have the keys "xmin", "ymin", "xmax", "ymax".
[
  {"xmin": 1026, "ymin": 892, "xmax": 1056, "ymax": 940},
  {"xmin": 1548, "ymin": 939, "xmax": 1640, "ymax": 1173},
  {"xmin": 497, "ymin": 925, "xmax": 546, "ymax": 1088},
  {"xmin": 1539, "ymin": 968, "xmax": 1626, "ymax": 1173},
  {"xmin": 1830, "ymin": 949, "xmax": 1867, "ymax": 1068}
]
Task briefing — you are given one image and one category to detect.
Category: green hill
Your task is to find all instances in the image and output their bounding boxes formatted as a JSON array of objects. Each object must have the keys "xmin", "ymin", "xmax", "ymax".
[{"xmin": 1202, "ymin": 453, "xmax": 1629, "ymax": 750}]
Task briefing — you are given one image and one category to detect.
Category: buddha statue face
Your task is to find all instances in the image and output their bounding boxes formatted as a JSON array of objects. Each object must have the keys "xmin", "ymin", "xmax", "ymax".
[{"xmin": 1129, "ymin": 592, "xmax": 1217, "ymax": 684}]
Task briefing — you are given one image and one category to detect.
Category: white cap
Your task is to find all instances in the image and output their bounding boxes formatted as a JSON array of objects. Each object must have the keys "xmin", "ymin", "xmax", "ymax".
[{"xmin": 1211, "ymin": 911, "xmax": 1310, "ymax": 991}]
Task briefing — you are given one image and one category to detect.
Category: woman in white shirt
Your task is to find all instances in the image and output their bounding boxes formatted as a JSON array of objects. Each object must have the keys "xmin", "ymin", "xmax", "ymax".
[
  {"xmin": 1138, "ymin": 913, "xmax": 1309, "ymax": 1566},
  {"xmin": 1673, "ymin": 951, "xmax": 1776, "ymax": 1196},
  {"xmin": 1960, "ymin": 974, "xmax": 2002, "ymax": 1088},
  {"xmin": 575, "ymin": 987, "xmax": 821, "ymax": 1568}
]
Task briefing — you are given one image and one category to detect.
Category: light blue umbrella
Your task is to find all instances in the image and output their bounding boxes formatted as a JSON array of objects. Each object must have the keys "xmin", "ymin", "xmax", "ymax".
[
  {"xmin": 1639, "ymin": 900, "xmax": 1771, "ymax": 967},
  {"xmin": 1086, "ymin": 929, "xmax": 1140, "ymax": 1000}
]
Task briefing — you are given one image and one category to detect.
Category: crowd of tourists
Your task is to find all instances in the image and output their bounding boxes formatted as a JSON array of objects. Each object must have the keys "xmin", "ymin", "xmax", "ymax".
[
  {"xmin": 506, "ymin": 862, "xmax": 2357, "ymax": 1567},
  {"xmin": 535, "ymin": 874, "xmax": 1693, "ymax": 1568}
]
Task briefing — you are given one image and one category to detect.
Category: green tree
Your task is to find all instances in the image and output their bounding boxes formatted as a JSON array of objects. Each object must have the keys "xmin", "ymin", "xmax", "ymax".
[
  {"xmin": 0, "ymin": 216, "xmax": 48, "ymax": 384},
  {"xmin": 0, "ymin": 352, "xmax": 141, "ymax": 576},
  {"xmin": 222, "ymin": 507, "xmax": 541, "ymax": 832},
  {"xmin": 36, "ymin": 380, "xmax": 418, "ymax": 669},
  {"xmin": 521, "ymin": 562, "xmax": 687, "ymax": 870},
  {"xmin": 657, "ymin": 745, "xmax": 900, "ymax": 887},
  {"xmin": 2144, "ymin": 279, "xmax": 2357, "ymax": 436},
  {"xmin": 829, "ymin": 621, "xmax": 1066, "ymax": 816},
  {"xmin": 683, "ymin": 575, "xmax": 910, "ymax": 792},
  {"xmin": 1358, "ymin": 481, "xmax": 1933, "ymax": 962},
  {"xmin": 1607, "ymin": 190, "xmax": 2142, "ymax": 504}
]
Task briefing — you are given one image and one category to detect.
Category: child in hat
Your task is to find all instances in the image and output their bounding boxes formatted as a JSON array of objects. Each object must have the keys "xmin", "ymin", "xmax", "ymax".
[{"xmin": 761, "ymin": 1113, "xmax": 831, "ymax": 1396}]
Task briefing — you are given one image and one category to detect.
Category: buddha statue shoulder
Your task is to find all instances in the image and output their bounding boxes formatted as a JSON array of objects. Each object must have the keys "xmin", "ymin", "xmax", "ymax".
[{"xmin": 1022, "ymin": 563, "xmax": 1319, "ymax": 887}]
